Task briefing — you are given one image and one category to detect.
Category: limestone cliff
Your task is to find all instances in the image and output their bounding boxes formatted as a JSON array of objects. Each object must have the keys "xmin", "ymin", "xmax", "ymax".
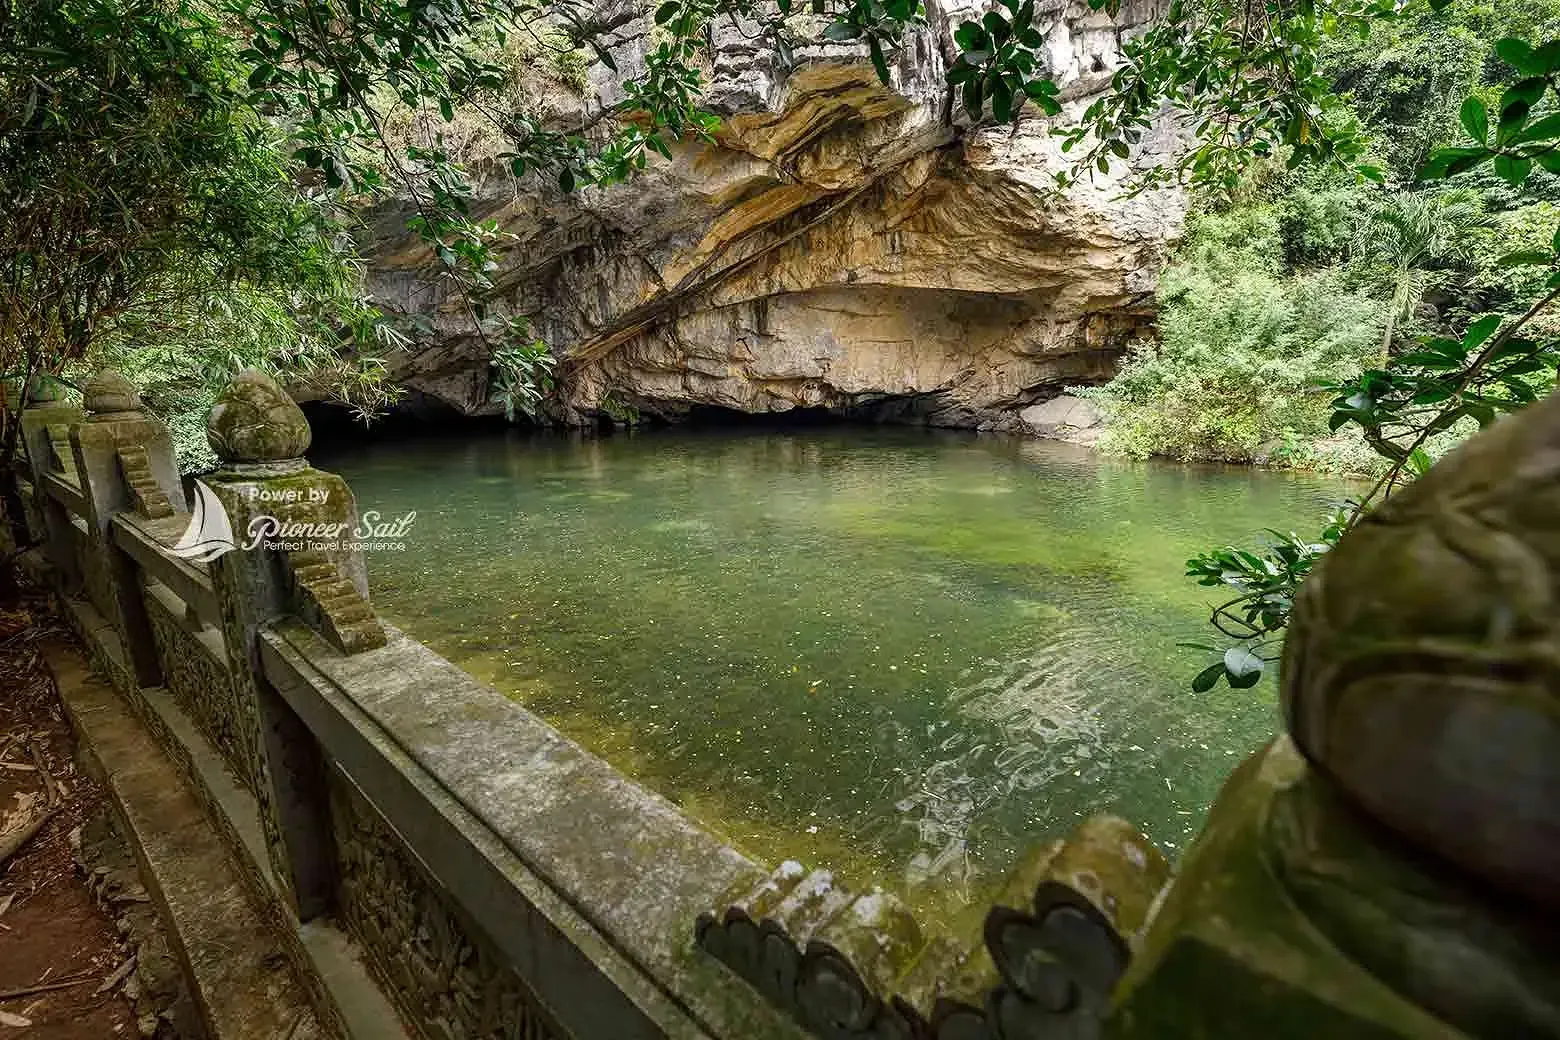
[{"xmin": 364, "ymin": 0, "xmax": 1183, "ymax": 433}]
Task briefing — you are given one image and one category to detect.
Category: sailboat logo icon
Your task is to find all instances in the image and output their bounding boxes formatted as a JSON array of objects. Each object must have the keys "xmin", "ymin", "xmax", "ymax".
[{"xmin": 170, "ymin": 481, "xmax": 237, "ymax": 562}]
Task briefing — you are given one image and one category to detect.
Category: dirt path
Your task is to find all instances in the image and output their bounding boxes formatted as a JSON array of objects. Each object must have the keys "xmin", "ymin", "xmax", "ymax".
[{"xmin": 0, "ymin": 595, "xmax": 140, "ymax": 1038}]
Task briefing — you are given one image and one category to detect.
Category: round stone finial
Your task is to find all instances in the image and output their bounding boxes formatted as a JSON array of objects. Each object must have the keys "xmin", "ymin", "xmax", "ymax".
[
  {"xmin": 23, "ymin": 373, "xmax": 65, "ymax": 404},
  {"xmin": 83, "ymin": 369, "xmax": 143, "ymax": 418},
  {"xmin": 206, "ymin": 368, "xmax": 311, "ymax": 464},
  {"xmin": 1280, "ymin": 387, "xmax": 1560, "ymax": 911}
]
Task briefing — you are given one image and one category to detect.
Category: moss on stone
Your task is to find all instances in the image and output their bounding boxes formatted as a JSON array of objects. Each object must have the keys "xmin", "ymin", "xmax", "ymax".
[
  {"xmin": 206, "ymin": 368, "xmax": 311, "ymax": 463},
  {"xmin": 83, "ymin": 368, "xmax": 144, "ymax": 417}
]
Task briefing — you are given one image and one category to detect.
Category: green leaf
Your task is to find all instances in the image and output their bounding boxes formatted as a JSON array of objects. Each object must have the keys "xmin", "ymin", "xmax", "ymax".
[
  {"xmin": 1493, "ymin": 153, "xmax": 1534, "ymax": 186},
  {"xmin": 1191, "ymin": 663, "xmax": 1225, "ymax": 693},
  {"xmin": 1514, "ymin": 112, "xmax": 1560, "ymax": 144},
  {"xmin": 991, "ymin": 75, "xmax": 1013, "ymax": 122},
  {"xmin": 1459, "ymin": 96, "xmax": 1488, "ymax": 142},
  {"xmin": 439, "ymin": 97, "xmax": 453, "ymax": 121},
  {"xmin": 1395, "ymin": 351, "xmax": 1464, "ymax": 369},
  {"xmin": 1537, "ymin": 40, "xmax": 1560, "ymax": 74},
  {"xmin": 1495, "ymin": 37, "xmax": 1545, "ymax": 76},
  {"xmin": 1465, "ymin": 313, "xmax": 1503, "ymax": 350},
  {"xmin": 1498, "ymin": 103, "xmax": 1532, "ymax": 145},
  {"xmin": 867, "ymin": 36, "xmax": 890, "ymax": 85},
  {"xmin": 1407, "ymin": 447, "xmax": 1433, "ymax": 477},
  {"xmin": 982, "ymin": 10, "xmax": 1010, "ymax": 44},
  {"xmin": 510, "ymin": 157, "xmax": 526, "ymax": 177},
  {"xmin": 1497, "ymin": 249, "xmax": 1554, "ymax": 267},
  {"xmin": 963, "ymin": 77, "xmax": 983, "ymax": 121},
  {"xmin": 1411, "ymin": 385, "xmax": 1454, "ymax": 405},
  {"xmin": 654, "ymin": 2, "xmax": 679, "ymax": 24},
  {"xmin": 1421, "ymin": 146, "xmax": 1493, "ymax": 180},
  {"xmin": 558, "ymin": 167, "xmax": 575, "ymax": 193},
  {"xmin": 954, "ymin": 21, "xmax": 989, "ymax": 51}
]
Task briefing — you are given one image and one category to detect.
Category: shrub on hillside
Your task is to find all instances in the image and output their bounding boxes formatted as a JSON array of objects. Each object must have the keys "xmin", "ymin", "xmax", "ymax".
[{"xmin": 1081, "ymin": 209, "xmax": 1384, "ymax": 465}]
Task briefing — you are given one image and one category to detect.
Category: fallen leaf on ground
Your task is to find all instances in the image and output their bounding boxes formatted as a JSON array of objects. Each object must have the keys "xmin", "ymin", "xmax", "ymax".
[
  {"xmin": 0, "ymin": 1009, "xmax": 31, "ymax": 1027},
  {"xmin": 95, "ymin": 957, "xmax": 135, "ymax": 996}
]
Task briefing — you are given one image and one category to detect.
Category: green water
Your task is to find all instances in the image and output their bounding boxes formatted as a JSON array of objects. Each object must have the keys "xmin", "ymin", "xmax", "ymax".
[{"xmin": 320, "ymin": 426, "xmax": 1350, "ymax": 929}]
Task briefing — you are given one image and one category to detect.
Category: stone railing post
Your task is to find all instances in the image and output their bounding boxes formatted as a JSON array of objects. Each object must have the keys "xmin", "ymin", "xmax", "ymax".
[
  {"xmin": 18, "ymin": 374, "xmax": 86, "ymax": 589},
  {"xmin": 67, "ymin": 370, "xmax": 181, "ymax": 688},
  {"xmin": 201, "ymin": 368, "xmax": 386, "ymax": 922}
]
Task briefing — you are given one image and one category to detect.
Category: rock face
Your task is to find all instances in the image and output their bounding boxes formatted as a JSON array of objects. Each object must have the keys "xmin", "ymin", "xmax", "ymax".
[{"xmin": 365, "ymin": 0, "xmax": 1184, "ymax": 433}]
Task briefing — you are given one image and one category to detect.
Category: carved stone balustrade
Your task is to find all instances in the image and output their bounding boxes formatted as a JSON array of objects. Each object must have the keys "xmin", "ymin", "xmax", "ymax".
[{"xmin": 698, "ymin": 815, "xmax": 1171, "ymax": 1039}]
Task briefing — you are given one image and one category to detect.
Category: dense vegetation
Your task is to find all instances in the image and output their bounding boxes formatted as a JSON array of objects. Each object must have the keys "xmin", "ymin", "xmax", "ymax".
[
  {"xmin": 0, "ymin": 0, "xmax": 1498, "ymax": 461},
  {"xmin": 1155, "ymin": 7, "xmax": 1560, "ymax": 688},
  {"xmin": 1087, "ymin": 0, "xmax": 1560, "ymax": 472}
]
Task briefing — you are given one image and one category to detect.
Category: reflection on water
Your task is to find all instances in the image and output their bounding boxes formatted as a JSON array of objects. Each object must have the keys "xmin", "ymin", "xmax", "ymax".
[{"xmin": 318, "ymin": 426, "xmax": 1351, "ymax": 931}]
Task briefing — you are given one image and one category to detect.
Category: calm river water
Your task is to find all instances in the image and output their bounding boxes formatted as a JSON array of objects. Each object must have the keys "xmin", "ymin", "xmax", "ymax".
[{"xmin": 319, "ymin": 426, "xmax": 1350, "ymax": 930}]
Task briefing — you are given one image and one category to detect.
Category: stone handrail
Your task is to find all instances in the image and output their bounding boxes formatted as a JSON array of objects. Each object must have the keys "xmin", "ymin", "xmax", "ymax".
[
  {"xmin": 12, "ymin": 364, "xmax": 1185, "ymax": 1040},
  {"xmin": 11, "ymin": 367, "xmax": 810, "ymax": 1040},
  {"xmin": 111, "ymin": 513, "xmax": 220, "ymax": 622},
  {"xmin": 39, "ymin": 469, "xmax": 87, "ymax": 515},
  {"xmin": 9, "ymin": 365, "xmax": 1194, "ymax": 1040},
  {"xmin": 258, "ymin": 619, "xmax": 791, "ymax": 1039},
  {"xmin": 26, "ymin": 364, "xmax": 1545, "ymax": 1040}
]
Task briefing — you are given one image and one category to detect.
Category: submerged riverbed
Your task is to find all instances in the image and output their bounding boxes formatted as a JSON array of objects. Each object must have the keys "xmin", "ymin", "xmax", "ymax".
[{"xmin": 320, "ymin": 426, "xmax": 1350, "ymax": 930}]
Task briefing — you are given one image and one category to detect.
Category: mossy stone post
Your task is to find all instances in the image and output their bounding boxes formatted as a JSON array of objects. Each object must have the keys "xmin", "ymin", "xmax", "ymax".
[
  {"xmin": 201, "ymin": 368, "xmax": 384, "ymax": 922},
  {"xmin": 1108, "ymin": 386, "xmax": 1560, "ymax": 1039},
  {"xmin": 67, "ymin": 370, "xmax": 182, "ymax": 689},
  {"xmin": 17, "ymin": 375, "xmax": 85, "ymax": 588}
]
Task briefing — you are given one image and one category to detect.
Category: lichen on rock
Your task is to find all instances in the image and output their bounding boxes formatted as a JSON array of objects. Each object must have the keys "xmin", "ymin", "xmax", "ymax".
[
  {"xmin": 207, "ymin": 368, "xmax": 313, "ymax": 464},
  {"xmin": 83, "ymin": 369, "xmax": 145, "ymax": 419}
]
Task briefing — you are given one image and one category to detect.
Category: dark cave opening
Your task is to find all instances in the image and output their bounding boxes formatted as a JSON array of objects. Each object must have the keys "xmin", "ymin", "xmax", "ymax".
[
  {"xmin": 300, "ymin": 391, "xmax": 517, "ymax": 450},
  {"xmin": 682, "ymin": 404, "xmax": 851, "ymax": 428}
]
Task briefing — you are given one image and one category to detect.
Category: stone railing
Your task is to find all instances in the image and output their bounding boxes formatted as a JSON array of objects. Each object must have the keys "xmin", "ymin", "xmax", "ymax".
[
  {"xmin": 14, "ymin": 368, "xmax": 822, "ymax": 1040},
  {"xmin": 18, "ymin": 366, "xmax": 1552, "ymax": 1040},
  {"xmin": 11, "ymin": 366, "xmax": 1192, "ymax": 1040}
]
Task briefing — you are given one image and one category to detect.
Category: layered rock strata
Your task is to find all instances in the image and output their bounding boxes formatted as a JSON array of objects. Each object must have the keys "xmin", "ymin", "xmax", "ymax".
[{"xmin": 365, "ymin": 0, "xmax": 1183, "ymax": 434}]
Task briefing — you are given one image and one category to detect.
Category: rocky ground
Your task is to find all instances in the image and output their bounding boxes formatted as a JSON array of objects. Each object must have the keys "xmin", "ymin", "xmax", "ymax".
[{"xmin": 0, "ymin": 592, "xmax": 191, "ymax": 1039}]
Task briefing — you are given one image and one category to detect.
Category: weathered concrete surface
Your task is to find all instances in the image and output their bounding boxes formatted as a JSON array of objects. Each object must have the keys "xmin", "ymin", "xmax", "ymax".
[
  {"xmin": 47, "ymin": 637, "xmax": 331, "ymax": 1040},
  {"xmin": 1282, "ymin": 380, "xmax": 1560, "ymax": 913},
  {"xmin": 361, "ymin": 0, "xmax": 1183, "ymax": 432},
  {"xmin": 260, "ymin": 619, "xmax": 812, "ymax": 1040},
  {"xmin": 1110, "ymin": 738, "xmax": 1560, "ymax": 1039}
]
